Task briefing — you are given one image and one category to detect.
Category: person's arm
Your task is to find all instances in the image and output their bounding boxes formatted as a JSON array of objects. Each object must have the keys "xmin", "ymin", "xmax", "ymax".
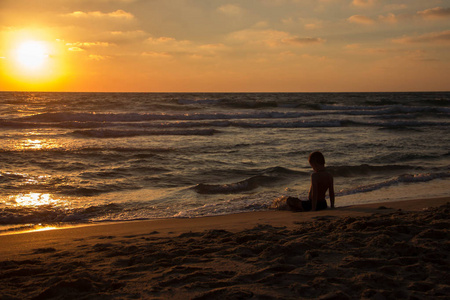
[
  {"xmin": 310, "ymin": 173, "xmax": 319, "ymax": 211},
  {"xmin": 329, "ymin": 175, "xmax": 335, "ymax": 209}
]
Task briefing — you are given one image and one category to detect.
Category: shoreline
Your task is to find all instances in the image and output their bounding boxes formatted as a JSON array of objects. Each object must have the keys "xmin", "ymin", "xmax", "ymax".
[
  {"xmin": 1, "ymin": 197, "xmax": 448, "ymax": 259},
  {"xmin": 1, "ymin": 196, "xmax": 449, "ymax": 299}
]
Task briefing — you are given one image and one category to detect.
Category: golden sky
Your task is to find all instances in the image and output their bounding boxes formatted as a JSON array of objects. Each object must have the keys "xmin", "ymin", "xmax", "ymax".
[{"xmin": 1, "ymin": 0, "xmax": 449, "ymax": 92}]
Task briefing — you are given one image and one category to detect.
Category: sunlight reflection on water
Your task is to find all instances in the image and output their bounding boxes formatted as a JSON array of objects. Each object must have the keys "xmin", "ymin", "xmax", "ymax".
[
  {"xmin": 7, "ymin": 134, "xmax": 66, "ymax": 151},
  {"xmin": 13, "ymin": 192, "xmax": 60, "ymax": 206},
  {"xmin": 19, "ymin": 137, "xmax": 58, "ymax": 150},
  {"xmin": 0, "ymin": 223, "xmax": 68, "ymax": 236},
  {"xmin": 24, "ymin": 139, "xmax": 44, "ymax": 149}
]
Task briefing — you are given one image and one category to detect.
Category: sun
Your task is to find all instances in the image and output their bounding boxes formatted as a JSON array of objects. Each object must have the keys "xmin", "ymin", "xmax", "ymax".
[
  {"xmin": 15, "ymin": 40, "xmax": 50, "ymax": 70},
  {"xmin": 1, "ymin": 28, "xmax": 70, "ymax": 90}
]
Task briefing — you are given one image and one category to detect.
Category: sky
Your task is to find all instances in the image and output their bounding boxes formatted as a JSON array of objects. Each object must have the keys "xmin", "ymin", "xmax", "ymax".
[{"xmin": 0, "ymin": 0, "xmax": 449, "ymax": 92}]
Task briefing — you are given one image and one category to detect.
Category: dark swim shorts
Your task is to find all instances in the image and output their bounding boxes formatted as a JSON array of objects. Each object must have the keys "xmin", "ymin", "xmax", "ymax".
[{"xmin": 286, "ymin": 197, "xmax": 327, "ymax": 212}]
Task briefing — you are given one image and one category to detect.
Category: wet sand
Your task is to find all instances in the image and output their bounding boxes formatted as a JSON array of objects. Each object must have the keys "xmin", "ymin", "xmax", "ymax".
[{"xmin": 1, "ymin": 197, "xmax": 449, "ymax": 299}]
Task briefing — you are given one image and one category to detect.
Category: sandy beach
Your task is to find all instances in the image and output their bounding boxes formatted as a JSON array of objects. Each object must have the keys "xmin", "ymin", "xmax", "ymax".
[{"xmin": 1, "ymin": 197, "xmax": 449, "ymax": 299}]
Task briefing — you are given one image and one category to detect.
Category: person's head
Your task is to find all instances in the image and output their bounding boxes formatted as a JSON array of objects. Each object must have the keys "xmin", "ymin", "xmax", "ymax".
[{"xmin": 309, "ymin": 151, "xmax": 325, "ymax": 170}]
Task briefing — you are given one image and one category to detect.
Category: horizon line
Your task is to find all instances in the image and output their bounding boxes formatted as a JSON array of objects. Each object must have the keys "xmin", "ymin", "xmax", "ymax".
[{"xmin": 1, "ymin": 90, "xmax": 449, "ymax": 94}]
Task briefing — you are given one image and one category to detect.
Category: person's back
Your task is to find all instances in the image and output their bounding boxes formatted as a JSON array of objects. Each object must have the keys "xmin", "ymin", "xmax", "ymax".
[
  {"xmin": 285, "ymin": 151, "xmax": 335, "ymax": 212},
  {"xmin": 308, "ymin": 151, "xmax": 335, "ymax": 211}
]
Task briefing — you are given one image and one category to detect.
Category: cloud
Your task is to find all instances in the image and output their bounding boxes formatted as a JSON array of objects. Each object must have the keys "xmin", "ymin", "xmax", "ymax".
[
  {"xmin": 141, "ymin": 51, "xmax": 172, "ymax": 58},
  {"xmin": 347, "ymin": 15, "xmax": 375, "ymax": 24},
  {"xmin": 66, "ymin": 10, "xmax": 134, "ymax": 20},
  {"xmin": 347, "ymin": 7, "xmax": 448, "ymax": 26},
  {"xmin": 146, "ymin": 36, "xmax": 191, "ymax": 48},
  {"xmin": 384, "ymin": 4, "xmax": 407, "ymax": 11},
  {"xmin": 378, "ymin": 13, "xmax": 398, "ymax": 24},
  {"xmin": 300, "ymin": 53, "xmax": 328, "ymax": 62},
  {"xmin": 89, "ymin": 54, "xmax": 109, "ymax": 60},
  {"xmin": 227, "ymin": 28, "xmax": 325, "ymax": 48},
  {"xmin": 304, "ymin": 22, "xmax": 324, "ymax": 30},
  {"xmin": 68, "ymin": 47, "xmax": 84, "ymax": 52},
  {"xmin": 393, "ymin": 30, "xmax": 450, "ymax": 44},
  {"xmin": 65, "ymin": 41, "xmax": 113, "ymax": 54},
  {"xmin": 283, "ymin": 37, "xmax": 325, "ymax": 45},
  {"xmin": 65, "ymin": 41, "xmax": 112, "ymax": 52},
  {"xmin": 106, "ymin": 30, "xmax": 147, "ymax": 44},
  {"xmin": 417, "ymin": 7, "xmax": 450, "ymax": 20},
  {"xmin": 110, "ymin": 30, "xmax": 146, "ymax": 37},
  {"xmin": 346, "ymin": 7, "xmax": 449, "ymax": 27},
  {"xmin": 344, "ymin": 44, "xmax": 394, "ymax": 55},
  {"xmin": 142, "ymin": 36, "xmax": 226, "ymax": 60},
  {"xmin": 199, "ymin": 43, "xmax": 227, "ymax": 51},
  {"xmin": 344, "ymin": 43, "xmax": 361, "ymax": 50},
  {"xmin": 217, "ymin": 4, "xmax": 243, "ymax": 16},
  {"xmin": 66, "ymin": 42, "xmax": 111, "ymax": 47},
  {"xmin": 97, "ymin": 0, "xmax": 137, "ymax": 2},
  {"xmin": 344, "ymin": 44, "xmax": 437, "ymax": 62},
  {"xmin": 352, "ymin": 0, "xmax": 376, "ymax": 7}
]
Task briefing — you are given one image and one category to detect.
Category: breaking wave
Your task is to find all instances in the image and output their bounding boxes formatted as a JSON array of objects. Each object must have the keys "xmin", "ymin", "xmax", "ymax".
[{"xmin": 193, "ymin": 166, "xmax": 305, "ymax": 194}]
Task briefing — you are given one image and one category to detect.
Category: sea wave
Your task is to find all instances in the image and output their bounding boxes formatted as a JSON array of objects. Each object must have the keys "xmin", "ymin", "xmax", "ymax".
[
  {"xmin": 71, "ymin": 129, "xmax": 218, "ymax": 138},
  {"xmin": 1, "ymin": 171, "xmax": 448, "ymax": 230},
  {"xmin": 338, "ymin": 171, "xmax": 450, "ymax": 196},
  {"xmin": 16, "ymin": 111, "xmax": 311, "ymax": 122},
  {"xmin": 0, "ymin": 146, "xmax": 175, "ymax": 154},
  {"xmin": 0, "ymin": 171, "xmax": 142, "ymax": 196},
  {"xmin": 320, "ymin": 104, "xmax": 448, "ymax": 114},
  {"xmin": 192, "ymin": 166, "xmax": 305, "ymax": 194},
  {"xmin": 1, "ymin": 111, "xmax": 448, "ymax": 131},
  {"xmin": 8, "ymin": 105, "xmax": 449, "ymax": 123},
  {"xmin": 0, "ymin": 203, "xmax": 123, "ymax": 227},
  {"xmin": 193, "ymin": 175, "xmax": 279, "ymax": 194},
  {"xmin": 178, "ymin": 98, "xmax": 223, "ymax": 105},
  {"xmin": 3, "ymin": 118, "xmax": 447, "ymax": 132},
  {"xmin": 328, "ymin": 164, "xmax": 420, "ymax": 177},
  {"xmin": 261, "ymin": 166, "xmax": 305, "ymax": 175}
]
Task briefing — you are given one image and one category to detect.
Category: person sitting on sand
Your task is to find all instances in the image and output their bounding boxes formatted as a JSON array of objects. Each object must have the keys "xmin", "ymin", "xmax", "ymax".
[{"xmin": 287, "ymin": 151, "xmax": 335, "ymax": 211}]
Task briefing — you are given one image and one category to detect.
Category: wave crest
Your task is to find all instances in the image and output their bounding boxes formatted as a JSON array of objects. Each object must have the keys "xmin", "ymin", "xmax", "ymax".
[
  {"xmin": 71, "ymin": 129, "xmax": 217, "ymax": 138},
  {"xmin": 338, "ymin": 172, "xmax": 450, "ymax": 196},
  {"xmin": 193, "ymin": 175, "xmax": 278, "ymax": 194}
]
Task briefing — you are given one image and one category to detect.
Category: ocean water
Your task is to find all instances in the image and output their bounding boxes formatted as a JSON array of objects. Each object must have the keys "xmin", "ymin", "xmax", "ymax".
[{"xmin": 0, "ymin": 92, "xmax": 449, "ymax": 233}]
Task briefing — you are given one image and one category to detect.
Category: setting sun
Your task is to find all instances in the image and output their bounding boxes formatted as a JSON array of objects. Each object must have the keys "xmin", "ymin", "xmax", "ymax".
[
  {"xmin": 1, "ymin": 29, "xmax": 69, "ymax": 91},
  {"xmin": 15, "ymin": 40, "xmax": 49, "ymax": 70}
]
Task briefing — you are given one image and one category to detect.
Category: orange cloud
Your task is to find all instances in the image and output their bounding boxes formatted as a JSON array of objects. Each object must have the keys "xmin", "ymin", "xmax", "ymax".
[
  {"xmin": 141, "ymin": 51, "xmax": 172, "ymax": 58},
  {"xmin": 283, "ymin": 37, "xmax": 325, "ymax": 45},
  {"xmin": 417, "ymin": 7, "xmax": 450, "ymax": 20},
  {"xmin": 68, "ymin": 47, "xmax": 84, "ymax": 52},
  {"xmin": 384, "ymin": 4, "xmax": 407, "ymax": 11},
  {"xmin": 378, "ymin": 13, "xmax": 398, "ymax": 24},
  {"xmin": 89, "ymin": 54, "xmax": 108, "ymax": 61},
  {"xmin": 347, "ymin": 15, "xmax": 375, "ymax": 24},
  {"xmin": 142, "ymin": 37, "xmax": 226, "ymax": 61},
  {"xmin": 227, "ymin": 28, "xmax": 324, "ymax": 48},
  {"xmin": 66, "ymin": 42, "xmax": 111, "ymax": 47},
  {"xmin": 66, "ymin": 10, "xmax": 134, "ymax": 20},
  {"xmin": 217, "ymin": 4, "xmax": 243, "ymax": 16},
  {"xmin": 352, "ymin": 0, "xmax": 376, "ymax": 7},
  {"xmin": 305, "ymin": 23, "xmax": 322, "ymax": 30},
  {"xmin": 146, "ymin": 36, "xmax": 191, "ymax": 48},
  {"xmin": 65, "ymin": 41, "xmax": 112, "ymax": 53},
  {"xmin": 393, "ymin": 30, "xmax": 450, "ymax": 44}
]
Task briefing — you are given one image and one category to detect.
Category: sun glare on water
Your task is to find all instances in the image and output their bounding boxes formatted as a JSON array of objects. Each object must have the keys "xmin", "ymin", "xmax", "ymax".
[{"xmin": 14, "ymin": 193, "xmax": 58, "ymax": 207}]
